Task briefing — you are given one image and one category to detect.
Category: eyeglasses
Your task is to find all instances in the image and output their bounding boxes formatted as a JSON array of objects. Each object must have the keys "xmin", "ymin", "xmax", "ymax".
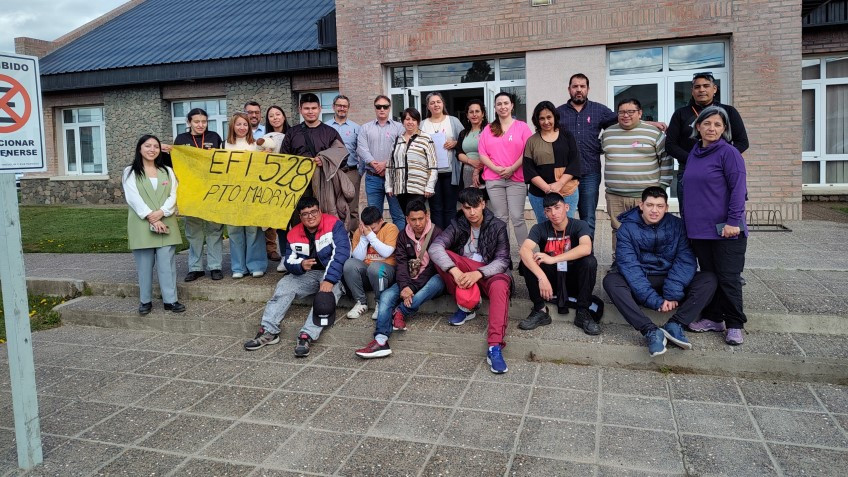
[
  {"xmin": 299, "ymin": 209, "xmax": 320, "ymax": 219},
  {"xmin": 374, "ymin": 104, "xmax": 391, "ymax": 110},
  {"xmin": 617, "ymin": 109, "xmax": 640, "ymax": 116},
  {"xmin": 693, "ymin": 71, "xmax": 714, "ymax": 80},
  {"xmin": 333, "ymin": 103, "xmax": 349, "ymax": 109}
]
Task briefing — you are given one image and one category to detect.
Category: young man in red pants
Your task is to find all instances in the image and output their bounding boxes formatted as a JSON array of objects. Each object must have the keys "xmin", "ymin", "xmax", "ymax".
[{"xmin": 429, "ymin": 187, "xmax": 513, "ymax": 374}]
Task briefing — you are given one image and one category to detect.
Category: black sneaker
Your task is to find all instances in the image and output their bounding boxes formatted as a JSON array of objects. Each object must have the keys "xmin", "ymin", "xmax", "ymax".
[
  {"xmin": 164, "ymin": 302, "xmax": 186, "ymax": 313},
  {"xmin": 244, "ymin": 327, "xmax": 280, "ymax": 351},
  {"xmin": 210, "ymin": 269, "xmax": 224, "ymax": 280},
  {"xmin": 138, "ymin": 302, "xmax": 152, "ymax": 315},
  {"xmin": 184, "ymin": 271, "xmax": 204, "ymax": 282},
  {"xmin": 518, "ymin": 308, "xmax": 552, "ymax": 330},
  {"xmin": 294, "ymin": 333, "xmax": 312, "ymax": 358},
  {"xmin": 574, "ymin": 308, "xmax": 601, "ymax": 335}
]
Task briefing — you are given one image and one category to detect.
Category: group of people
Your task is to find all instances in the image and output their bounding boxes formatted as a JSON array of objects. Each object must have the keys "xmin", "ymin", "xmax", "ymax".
[{"xmin": 123, "ymin": 70, "xmax": 750, "ymax": 372}]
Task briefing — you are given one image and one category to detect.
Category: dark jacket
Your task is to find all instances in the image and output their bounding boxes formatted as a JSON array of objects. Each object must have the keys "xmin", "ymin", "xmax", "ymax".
[
  {"xmin": 395, "ymin": 224, "xmax": 443, "ymax": 292},
  {"xmin": 429, "ymin": 208, "xmax": 511, "ymax": 278},
  {"xmin": 665, "ymin": 99, "xmax": 749, "ymax": 171},
  {"xmin": 614, "ymin": 207, "xmax": 696, "ymax": 310}
]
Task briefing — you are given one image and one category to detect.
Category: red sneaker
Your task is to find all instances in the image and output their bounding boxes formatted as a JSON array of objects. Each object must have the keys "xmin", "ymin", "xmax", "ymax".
[
  {"xmin": 392, "ymin": 309, "xmax": 407, "ymax": 331},
  {"xmin": 355, "ymin": 339, "xmax": 392, "ymax": 359}
]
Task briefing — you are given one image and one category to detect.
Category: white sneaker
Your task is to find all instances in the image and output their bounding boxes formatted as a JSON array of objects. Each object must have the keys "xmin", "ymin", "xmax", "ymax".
[
  {"xmin": 372, "ymin": 304, "xmax": 379, "ymax": 320},
  {"xmin": 232, "ymin": 272, "xmax": 244, "ymax": 279},
  {"xmin": 252, "ymin": 271, "xmax": 265, "ymax": 278},
  {"xmin": 276, "ymin": 262, "xmax": 286, "ymax": 273},
  {"xmin": 346, "ymin": 302, "xmax": 368, "ymax": 319}
]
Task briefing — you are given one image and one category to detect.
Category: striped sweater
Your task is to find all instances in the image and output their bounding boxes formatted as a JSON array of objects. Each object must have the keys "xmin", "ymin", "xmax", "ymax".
[
  {"xmin": 601, "ymin": 122, "xmax": 673, "ymax": 198},
  {"xmin": 387, "ymin": 132, "xmax": 439, "ymax": 195}
]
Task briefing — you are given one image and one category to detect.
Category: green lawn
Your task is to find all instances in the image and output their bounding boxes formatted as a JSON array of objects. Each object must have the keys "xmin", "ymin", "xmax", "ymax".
[
  {"xmin": 19, "ymin": 206, "xmax": 188, "ymax": 253},
  {"xmin": 0, "ymin": 293, "xmax": 65, "ymax": 343},
  {"xmin": 838, "ymin": 206, "xmax": 848, "ymax": 215}
]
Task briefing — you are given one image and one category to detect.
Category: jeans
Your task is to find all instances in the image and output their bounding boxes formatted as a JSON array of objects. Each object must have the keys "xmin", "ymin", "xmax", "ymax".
[
  {"xmin": 184, "ymin": 217, "xmax": 223, "ymax": 271},
  {"xmin": 259, "ymin": 270, "xmax": 344, "ymax": 339},
  {"xmin": 429, "ymin": 172, "xmax": 460, "ymax": 230},
  {"xmin": 342, "ymin": 258, "xmax": 396, "ymax": 305},
  {"xmin": 528, "ymin": 188, "xmax": 579, "ymax": 225},
  {"xmin": 132, "ymin": 246, "xmax": 177, "ymax": 304},
  {"xmin": 577, "ymin": 172, "xmax": 601, "ymax": 237},
  {"xmin": 374, "ymin": 275, "xmax": 445, "ymax": 338},
  {"xmin": 603, "ymin": 271, "xmax": 718, "ymax": 335},
  {"xmin": 485, "ymin": 178, "xmax": 529, "ymax": 246},
  {"xmin": 228, "ymin": 225, "xmax": 268, "ymax": 274},
  {"xmin": 690, "ymin": 237, "xmax": 748, "ymax": 329},
  {"xmin": 365, "ymin": 173, "xmax": 405, "ymax": 230}
]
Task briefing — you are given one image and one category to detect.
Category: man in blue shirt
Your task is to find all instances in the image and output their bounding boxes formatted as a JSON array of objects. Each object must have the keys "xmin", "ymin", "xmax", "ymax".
[
  {"xmin": 326, "ymin": 94, "xmax": 361, "ymax": 232},
  {"xmin": 244, "ymin": 101, "xmax": 265, "ymax": 140},
  {"xmin": 557, "ymin": 74, "xmax": 666, "ymax": 238}
]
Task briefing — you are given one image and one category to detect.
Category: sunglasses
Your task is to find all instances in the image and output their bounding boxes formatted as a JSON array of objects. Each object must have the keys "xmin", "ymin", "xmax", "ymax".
[
  {"xmin": 693, "ymin": 71, "xmax": 714, "ymax": 80},
  {"xmin": 374, "ymin": 104, "xmax": 391, "ymax": 110}
]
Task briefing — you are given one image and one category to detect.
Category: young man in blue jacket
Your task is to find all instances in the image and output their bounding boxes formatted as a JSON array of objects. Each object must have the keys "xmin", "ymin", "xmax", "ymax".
[
  {"xmin": 244, "ymin": 196, "xmax": 351, "ymax": 357},
  {"xmin": 603, "ymin": 187, "xmax": 717, "ymax": 356}
]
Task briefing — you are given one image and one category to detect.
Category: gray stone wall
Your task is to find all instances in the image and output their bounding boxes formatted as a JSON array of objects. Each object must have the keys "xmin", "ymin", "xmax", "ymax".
[{"xmin": 226, "ymin": 77, "xmax": 294, "ymax": 128}]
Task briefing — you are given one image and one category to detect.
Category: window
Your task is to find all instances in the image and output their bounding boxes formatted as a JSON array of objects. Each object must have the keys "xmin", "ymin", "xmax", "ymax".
[
  {"xmin": 61, "ymin": 107, "xmax": 106, "ymax": 175},
  {"xmin": 387, "ymin": 57, "xmax": 527, "ymax": 122},
  {"xmin": 171, "ymin": 98, "xmax": 227, "ymax": 139},
  {"xmin": 802, "ymin": 56, "xmax": 848, "ymax": 186},
  {"xmin": 607, "ymin": 40, "xmax": 731, "ymax": 199},
  {"xmin": 300, "ymin": 91, "xmax": 339, "ymax": 123}
]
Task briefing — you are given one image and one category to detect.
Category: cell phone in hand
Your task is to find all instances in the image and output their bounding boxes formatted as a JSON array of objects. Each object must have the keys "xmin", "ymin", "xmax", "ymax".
[{"xmin": 715, "ymin": 223, "xmax": 726, "ymax": 236}]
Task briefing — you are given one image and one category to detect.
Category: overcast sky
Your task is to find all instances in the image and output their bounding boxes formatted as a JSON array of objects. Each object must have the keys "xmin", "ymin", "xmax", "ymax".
[{"xmin": 0, "ymin": 0, "xmax": 126, "ymax": 54}]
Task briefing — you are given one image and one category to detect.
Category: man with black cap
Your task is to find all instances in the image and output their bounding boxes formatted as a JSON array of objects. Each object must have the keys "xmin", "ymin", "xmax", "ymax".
[{"xmin": 244, "ymin": 196, "xmax": 351, "ymax": 357}]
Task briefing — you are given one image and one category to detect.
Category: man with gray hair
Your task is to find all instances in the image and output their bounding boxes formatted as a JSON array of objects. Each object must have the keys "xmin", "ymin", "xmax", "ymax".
[
  {"xmin": 666, "ymin": 72, "xmax": 748, "ymax": 217},
  {"xmin": 326, "ymin": 94, "xmax": 361, "ymax": 231}
]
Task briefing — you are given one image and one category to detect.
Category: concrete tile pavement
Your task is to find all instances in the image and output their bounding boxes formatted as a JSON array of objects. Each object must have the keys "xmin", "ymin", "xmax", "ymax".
[{"xmin": 2, "ymin": 326, "xmax": 848, "ymax": 476}]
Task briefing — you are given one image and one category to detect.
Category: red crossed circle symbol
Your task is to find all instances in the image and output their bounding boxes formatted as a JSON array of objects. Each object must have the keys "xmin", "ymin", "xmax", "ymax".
[{"xmin": 0, "ymin": 74, "xmax": 32, "ymax": 134}]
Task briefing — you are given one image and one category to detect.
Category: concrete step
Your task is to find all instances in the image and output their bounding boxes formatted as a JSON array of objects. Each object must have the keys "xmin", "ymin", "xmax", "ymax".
[
  {"xmin": 32, "ymin": 272, "xmax": 847, "ymax": 337},
  {"xmin": 54, "ymin": 295, "xmax": 848, "ymax": 385}
]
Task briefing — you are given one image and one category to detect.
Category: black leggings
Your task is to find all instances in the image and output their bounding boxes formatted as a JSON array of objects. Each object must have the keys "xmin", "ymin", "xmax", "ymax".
[{"xmin": 690, "ymin": 236, "xmax": 748, "ymax": 328}]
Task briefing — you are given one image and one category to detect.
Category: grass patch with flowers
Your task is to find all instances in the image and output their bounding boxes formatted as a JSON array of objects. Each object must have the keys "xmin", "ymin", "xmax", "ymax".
[
  {"xmin": 19, "ymin": 206, "xmax": 188, "ymax": 253},
  {"xmin": 0, "ymin": 293, "xmax": 66, "ymax": 344}
]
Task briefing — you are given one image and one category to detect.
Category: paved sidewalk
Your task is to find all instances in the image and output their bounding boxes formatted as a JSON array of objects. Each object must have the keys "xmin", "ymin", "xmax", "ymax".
[{"xmin": 2, "ymin": 326, "xmax": 848, "ymax": 476}]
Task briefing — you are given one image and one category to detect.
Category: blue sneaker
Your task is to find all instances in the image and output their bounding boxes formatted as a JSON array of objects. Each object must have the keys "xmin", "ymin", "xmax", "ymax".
[
  {"xmin": 487, "ymin": 345, "xmax": 508, "ymax": 374},
  {"xmin": 449, "ymin": 308, "xmax": 476, "ymax": 326},
  {"xmin": 662, "ymin": 321, "xmax": 692, "ymax": 350},
  {"xmin": 646, "ymin": 329, "xmax": 667, "ymax": 357}
]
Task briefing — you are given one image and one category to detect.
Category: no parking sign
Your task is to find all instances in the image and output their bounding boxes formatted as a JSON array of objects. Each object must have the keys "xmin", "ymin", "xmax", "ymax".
[{"xmin": 0, "ymin": 53, "xmax": 45, "ymax": 172}]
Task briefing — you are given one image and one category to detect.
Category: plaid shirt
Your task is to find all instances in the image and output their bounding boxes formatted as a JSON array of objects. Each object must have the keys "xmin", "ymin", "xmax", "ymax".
[{"xmin": 556, "ymin": 99, "xmax": 618, "ymax": 176}]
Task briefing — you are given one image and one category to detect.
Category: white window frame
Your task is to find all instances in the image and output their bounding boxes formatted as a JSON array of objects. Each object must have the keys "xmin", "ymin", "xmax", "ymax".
[
  {"xmin": 606, "ymin": 39, "xmax": 732, "ymax": 203},
  {"xmin": 61, "ymin": 106, "xmax": 107, "ymax": 176},
  {"xmin": 801, "ymin": 56, "xmax": 848, "ymax": 187},
  {"xmin": 171, "ymin": 98, "xmax": 228, "ymax": 140},
  {"xmin": 385, "ymin": 57, "xmax": 527, "ymax": 122}
]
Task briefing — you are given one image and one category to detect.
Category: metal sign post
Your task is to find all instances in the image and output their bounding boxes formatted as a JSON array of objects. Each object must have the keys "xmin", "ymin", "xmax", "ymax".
[{"xmin": 0, "ymin": 51, "xmax": 46, "ymax": 470}]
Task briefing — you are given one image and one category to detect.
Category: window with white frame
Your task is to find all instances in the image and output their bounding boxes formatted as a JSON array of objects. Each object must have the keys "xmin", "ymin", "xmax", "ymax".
[
  {"xmin": 801, "ymin": 56, "xmax": 848, "ymax": 186},
  {"xmin": 61, "ymin": 106, "xmax": 106, "ymax": 175},
  {"xmin": 387, "ymin": 57, "xmax": 527, "ymax": 123},
  {"xmin": 607, "ymin": 40, "xmax": 731, "ymax": 199},
  {"xmin": 298, "ymin": 91, "xmax": 339, "ymax": 123},
  {"xmin": 171, "ymin": 98, "xmax": 228, "ymax": 139}
]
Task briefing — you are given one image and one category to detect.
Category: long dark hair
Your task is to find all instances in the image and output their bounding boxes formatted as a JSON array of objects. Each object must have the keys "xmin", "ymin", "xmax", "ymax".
[
  {"xmin": 264, "ymin": 105, "xmax": 290, "ymax": 134},
  {"xmin": 531, "ymin": 101, "xmax": 560, "ymax": 133},
  {"xmin": 462, "ymin": 99, "xmax": 488, "ymax": 134},
  {"xmin": 489, "ymin": 92, "xmax": 514, "ymax": 137},
  {"xmin": 126, "ymin": 135, "xmax": 164, "ymax": 179}
]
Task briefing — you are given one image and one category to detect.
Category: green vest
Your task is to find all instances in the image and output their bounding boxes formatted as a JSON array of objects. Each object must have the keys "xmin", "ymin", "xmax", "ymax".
[{"xmin": 127, "ymin": 168, "xmax": 183, "ymax": 250}]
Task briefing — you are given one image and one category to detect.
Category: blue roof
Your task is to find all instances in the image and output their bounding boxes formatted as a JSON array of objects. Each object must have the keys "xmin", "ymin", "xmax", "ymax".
[{"xmin": 40, "ymin": 0, "xmax": 335, "ymax": 75}]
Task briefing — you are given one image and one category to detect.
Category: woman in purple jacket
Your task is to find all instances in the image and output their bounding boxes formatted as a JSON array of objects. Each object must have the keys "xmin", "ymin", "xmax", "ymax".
[{"xmin": 682, "ymin": 106, "xmax": 748, "ymax": 345}]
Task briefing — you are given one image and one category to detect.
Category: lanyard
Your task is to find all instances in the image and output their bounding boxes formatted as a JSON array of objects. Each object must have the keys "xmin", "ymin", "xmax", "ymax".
[{"xmin": 191, "ymin": 132, "xmax": 205, "ymax": 149}]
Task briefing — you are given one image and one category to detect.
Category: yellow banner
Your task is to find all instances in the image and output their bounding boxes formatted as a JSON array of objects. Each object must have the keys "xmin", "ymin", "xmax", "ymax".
[{"xmin": 170, "ymin": 145, "xmax": 316, "ymax": 229}]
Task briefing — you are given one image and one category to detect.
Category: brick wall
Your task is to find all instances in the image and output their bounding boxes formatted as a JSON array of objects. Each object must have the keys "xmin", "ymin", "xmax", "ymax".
[
  {"xmin": 803, "ymin": 26, "xmax": 848, "ymax": 55},
  {"xmin": 336, "ymin": 0, "xmax": 803, "ymax": 219}
]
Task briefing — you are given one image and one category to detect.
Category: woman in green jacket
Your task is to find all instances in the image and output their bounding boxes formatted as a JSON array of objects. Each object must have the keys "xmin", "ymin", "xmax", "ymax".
[{"xmin": 122, "ymin": 135, "xmax": 185, "ymax": 315}]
